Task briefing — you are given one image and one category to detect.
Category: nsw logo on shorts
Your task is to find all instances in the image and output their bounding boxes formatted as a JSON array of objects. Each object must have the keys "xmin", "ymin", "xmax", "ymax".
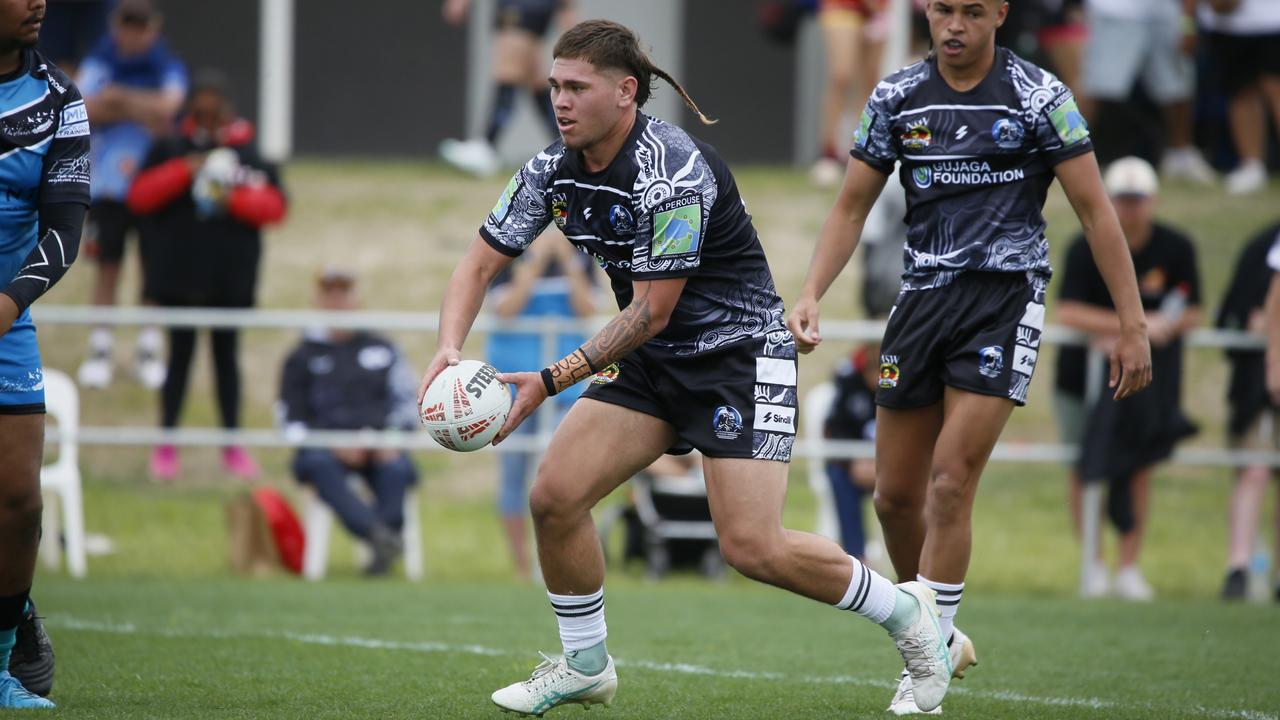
[
  {"xmin": 712, "ymin": 405, "xmax": 743, "ymax": 441},
  {"xmin": 879, "ymin": 355, "xmax": 901, "ymax": 389}
]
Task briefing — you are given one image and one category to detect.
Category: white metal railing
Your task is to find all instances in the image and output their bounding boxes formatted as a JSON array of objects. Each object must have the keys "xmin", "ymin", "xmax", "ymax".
[{"xmin": 32, "ymin": 304, "xmax": 1267, "ymax": 464}]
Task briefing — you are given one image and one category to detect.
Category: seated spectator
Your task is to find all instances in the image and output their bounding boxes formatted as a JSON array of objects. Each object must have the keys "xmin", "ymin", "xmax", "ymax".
[
  {"xmin": 1198, "ymin": 0, "xmax": 1280, "ymax": 194},
  {"xmin": 1218, "ymin": 221, "xmax": 1280, "ymax": 601},
  {"xmin": 824, "ymin": 342, "xmax": 881, "ymax": 559},
  {"xmin": 278, "ymin": 267, "xmax": 421, "ymax": 577},
  {"xmin": 127, "ymin": 70, "xmax": 287, "ymax": 481},
  {"xmin": 1055, "ymin": 157, "xmax": 1201, "ymax": 601},
  {"xmin": 487, "ymin": 233, "xmax": 595, "ymax": 580}
]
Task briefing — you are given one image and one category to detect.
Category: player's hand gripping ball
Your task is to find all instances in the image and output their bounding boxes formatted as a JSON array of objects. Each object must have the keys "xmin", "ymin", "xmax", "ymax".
[{"xmin": 420, "ymin": 360, "xmax": 512, "ymax": 451}]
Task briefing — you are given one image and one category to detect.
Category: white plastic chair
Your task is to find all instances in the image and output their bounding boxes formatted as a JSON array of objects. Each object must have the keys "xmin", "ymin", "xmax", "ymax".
[
  {"xmin": 803, "ymin": 382, "xmax": 840, "ymax": 542},
  {"xmin": 39, "ymin": 369, "xmax": 87, "ymax": 578},
  {"xmin": 301, "ymin": 481, "xmax": 423, "ymax": 581}
]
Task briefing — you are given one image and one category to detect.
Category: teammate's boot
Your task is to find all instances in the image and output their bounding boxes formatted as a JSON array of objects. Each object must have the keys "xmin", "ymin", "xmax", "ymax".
[
  {"xmin": 888, "ymin": 582, "xmax": 951, "ymax": 713},
  {"xmin": 0, "ymin": 671, "xmax": 54, "ymax": 709},
  {"xmin": 7, "ymin": 601, "xmax": 53, "ymax": 697},
  {"xmin": 948, "ymin": 626, "xmax": 977, "ymax": 680},
  {"xmin": 491, "ymin": 652, "xmax": 617, "ymax": 716}
]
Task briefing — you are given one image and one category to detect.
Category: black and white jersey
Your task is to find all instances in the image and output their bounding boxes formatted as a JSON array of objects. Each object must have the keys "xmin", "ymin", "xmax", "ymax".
[
  {"xmin": 480, "ymin": 111, "xmax": 787, "ymax": 357},
  {"xmin": 851, "ymin": 47, "xmax": 1093, "ymax": 292}
]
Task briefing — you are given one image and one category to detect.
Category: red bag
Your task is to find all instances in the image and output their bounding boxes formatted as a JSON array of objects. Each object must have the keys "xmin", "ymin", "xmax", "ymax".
[{"xmin": 252, "ymin": 488, "xmax": 306, "ymax": 575}]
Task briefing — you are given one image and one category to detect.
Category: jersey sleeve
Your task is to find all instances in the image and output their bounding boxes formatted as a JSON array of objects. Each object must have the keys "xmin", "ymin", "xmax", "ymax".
[
  {"xmin": 40, "ymin": 83, "xmax": 91, "ymax": 206},
  {"xmin": 1034, "ymin": 84, "xmax": 1093, "ymax": 166},
  {"xmin": 479, "ymin": 149, "xmax": 560, "ymax": 257},
  {"xmin": 161, "ymin": 55, "xmax": 188, "ymax": 96},
  {"xmin": 630, "ymin": 144, "xmax": 717, "ymax": 279},
  {"xmin": 849, "ymin": 85, "xmax": 899, "ymax": 174}
]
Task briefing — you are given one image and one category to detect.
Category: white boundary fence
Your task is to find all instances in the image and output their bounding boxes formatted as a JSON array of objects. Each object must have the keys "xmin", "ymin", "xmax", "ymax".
[{"xmin": 32, "ymin": 304, "xmax": 1273, "ymax": 465}]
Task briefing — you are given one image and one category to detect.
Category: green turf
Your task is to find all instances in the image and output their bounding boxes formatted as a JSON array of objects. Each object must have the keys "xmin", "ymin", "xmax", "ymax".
[{"xmin": 34, "ymin": 576, "xmax": 1279, "ymax": 719}]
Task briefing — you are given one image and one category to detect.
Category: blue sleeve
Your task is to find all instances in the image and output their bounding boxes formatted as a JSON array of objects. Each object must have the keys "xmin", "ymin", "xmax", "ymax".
[
  {"xmin": 75, "ymin": 56, "xmax": 110, "ymax": 98},
  {"xmin": 161, "ymin": 54, "xmax": 187, "ymax": 95}
]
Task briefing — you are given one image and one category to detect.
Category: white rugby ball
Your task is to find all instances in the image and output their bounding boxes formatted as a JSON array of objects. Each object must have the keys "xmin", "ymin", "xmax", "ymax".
[{"xmin": 420, "ymin": 360, "xmax": 511, "ymax": 452}]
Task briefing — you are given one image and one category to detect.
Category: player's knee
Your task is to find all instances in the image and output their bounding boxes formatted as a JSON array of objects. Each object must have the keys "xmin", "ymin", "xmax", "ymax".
[
  {"xmin": 826, "ymin": 66, "xmax": 853, "ymax": 89},
  {"xmin": 0, "ymin": 482, "xmax": 42, "ymax": 526},
  {"xmin": 717, "ymin": 530, "xmax": 781, "ymax": 582},
  {"xmin": 873, "ymin": 485, "xmax": 919, "ymax": 519},
  {"xmin": 927, "ymin": 463, "xmax": 979, "ymax": 517},
  {"xmin": 528, "ymin": 473, "xmax": 585, "ymax": 527}
]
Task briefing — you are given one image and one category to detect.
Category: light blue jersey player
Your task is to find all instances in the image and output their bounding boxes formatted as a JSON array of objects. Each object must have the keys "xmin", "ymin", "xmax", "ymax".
[{"xmin": 0, "ymin": 0, "xmax": 92, "ymax": 709}]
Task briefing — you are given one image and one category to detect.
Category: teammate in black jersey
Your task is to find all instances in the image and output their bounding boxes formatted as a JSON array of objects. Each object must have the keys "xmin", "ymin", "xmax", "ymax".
[
  {"xmin": 420, "ymin": 19, "xmax": 954, "ymax": 716},
  {"xmin": 788, "ymin": 0, "xmax": 1153, "ymax": 713}
]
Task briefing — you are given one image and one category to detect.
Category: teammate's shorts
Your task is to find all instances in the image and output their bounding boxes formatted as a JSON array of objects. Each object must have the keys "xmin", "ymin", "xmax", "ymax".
[
  {"xmin": 1207, "ymin": 31, "xmax": 1280, "ymax": 98},
  {"xmin": 876, "ymin": 271, "xmax": 1046, "ymax": 409},
  {"xmin": 1082, "ymin": 11, "xmax": 1191, "ymax": 103},
  {"xmin": 581, "ymin": 331, "xmax": 798, "ymax": 463},
  {"xmin": 495, "ymin": 0, "xmax": 555, "ymax": 37},
  {"xmin": 0, "ymin": 308, "xmax": 45, "ymax": 413},
  {"xmin": 87, "ymin": 199, "xmax": 141, "ymax": 264}
]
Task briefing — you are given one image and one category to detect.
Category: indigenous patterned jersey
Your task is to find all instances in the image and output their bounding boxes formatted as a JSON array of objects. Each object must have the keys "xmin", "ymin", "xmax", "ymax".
[
  {"xmin": 851, "ymin": 47, "xmax": 1093, "ymax": 292},
  {"xmin": 481, "ymin": 111, "xmax": 787, "ymax": 356}
]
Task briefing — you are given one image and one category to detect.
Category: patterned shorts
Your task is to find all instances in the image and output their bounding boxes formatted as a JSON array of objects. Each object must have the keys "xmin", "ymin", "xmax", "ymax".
[
  {"xmin": 0, "ymin": 308, "xmax": 45, "ymax": 413},
  {"xmin": 877, "ymin": 271, "xmax": 1046, "ymax": 409},
  {"xmin": 581, "ymin": 331, "xmax": 798, "ymax": 462}
]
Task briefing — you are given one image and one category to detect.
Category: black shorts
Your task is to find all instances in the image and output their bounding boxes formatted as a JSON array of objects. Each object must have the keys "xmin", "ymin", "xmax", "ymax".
[
  {"xmin": 494, "ymin": 0, "xmax": 555, "ymax": 37},
  {"xmin": 87, "ymin": 200, "xmax": 141, "ymax": 263},
  {"xmin": 1208, "ymin": 32, "xmax": 1280, "ymax": 97},
  {"xmin": 581, "ymin": 332, "xmax": 798, "ymax": 462},
  {"xmin": 876, "ymin": 272, "xmax": 1047, "ymax": 409}
]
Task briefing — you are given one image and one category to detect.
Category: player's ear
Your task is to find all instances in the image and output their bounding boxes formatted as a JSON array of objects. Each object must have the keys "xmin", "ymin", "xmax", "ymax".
[
  {"xmin": 994, "ymin": 0, "xmax": 1009, "ymax": 28},
  {"xmin": 618, "ymin": 75, "xmax": 638, "ymax": 108}
]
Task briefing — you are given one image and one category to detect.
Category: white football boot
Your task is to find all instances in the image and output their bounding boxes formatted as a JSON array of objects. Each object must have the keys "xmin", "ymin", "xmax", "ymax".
[
  {"xmin": 887, "ymin": 626, "xmax": 977, "ymax": 714},
  {"xmin": 888, "ymin": 582, "xmax": 952, "ymax": 713},
  {"xmin": 491, "ymin": 652, "xmax": 617, "ymax": 717},
  {"xmin": 948, "ymin": 626, "xmax": 978, "ymax": 680},
  {"xmin": 77, "ymin": 351, "xmax": 113, "ymax": 389}
]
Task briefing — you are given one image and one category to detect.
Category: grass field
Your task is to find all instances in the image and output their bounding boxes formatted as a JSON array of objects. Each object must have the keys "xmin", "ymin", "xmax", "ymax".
[
  {"xmin": 24, "ymin": 161, "xmax": 1280, "ymax": 717},
  {"xmin": 36, "ymin": 577, "xmax": 1280, "ymax": 719}
]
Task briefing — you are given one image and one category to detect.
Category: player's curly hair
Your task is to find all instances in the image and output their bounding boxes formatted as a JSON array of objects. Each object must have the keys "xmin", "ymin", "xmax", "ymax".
[{"xmin": 552, "ymin": 20, "xmax": 717, "ymax": 125}]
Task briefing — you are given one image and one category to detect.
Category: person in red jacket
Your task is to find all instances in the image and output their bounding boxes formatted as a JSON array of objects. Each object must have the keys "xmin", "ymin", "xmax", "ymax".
[{"xmin": 126, "ymin": 69, "xmax": 287, "ymax": 481}]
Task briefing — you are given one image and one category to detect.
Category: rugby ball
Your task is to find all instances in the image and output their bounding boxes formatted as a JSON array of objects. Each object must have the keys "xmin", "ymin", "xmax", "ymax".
[{"xmin": 420, "ymin": 360, "xmax": 511, "ymax": 452}]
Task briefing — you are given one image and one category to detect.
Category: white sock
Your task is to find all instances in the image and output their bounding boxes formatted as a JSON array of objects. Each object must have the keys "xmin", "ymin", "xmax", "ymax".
[
  {"xmin": 548, "ymin": 587, "xmax": 607, "ymax": 652},
  {"xmin": 833, "ymin": 555, "xmax": 897, "ymax": 624},
  {"xmin": 89, "ymin": 326, "xmax": 113, "ymax": 354},
  {"xmin": 137, "ymin": 326, "xmax": 163, "ymax": 354},
  {"xmin": 919, "ymin": 575, "xmax": 963, "ymax": 643}
]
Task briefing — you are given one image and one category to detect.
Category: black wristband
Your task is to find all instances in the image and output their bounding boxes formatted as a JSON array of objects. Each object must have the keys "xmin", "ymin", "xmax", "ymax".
[
  {"xmin": 540, "ymin": 367, "xmax": 558, "ymax": 397},
  {"xmin": 579, "ymin": 346, "xmax": 600, "ymax": 373}
]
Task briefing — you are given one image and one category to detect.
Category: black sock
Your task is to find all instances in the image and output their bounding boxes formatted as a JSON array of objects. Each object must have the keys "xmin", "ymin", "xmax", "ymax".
[
  {"xmin": 0, "ymin": 588, "xmax": 31, "ymax": 632},
  {"xmin": 485, "ymin": 84, "xmax": 519, "ymax": 145}
]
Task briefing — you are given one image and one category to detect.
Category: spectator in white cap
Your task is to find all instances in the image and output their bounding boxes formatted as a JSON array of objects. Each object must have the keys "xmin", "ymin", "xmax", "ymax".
[{"xmin": 1053, "ymin": 156, "xmax": 1202, "ymax": 601}]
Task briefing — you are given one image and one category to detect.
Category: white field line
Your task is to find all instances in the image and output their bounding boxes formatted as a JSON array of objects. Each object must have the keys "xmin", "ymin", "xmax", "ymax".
[{"xmin": 57, "ymin": 616, "xmax": 1275, "ymax": 720}]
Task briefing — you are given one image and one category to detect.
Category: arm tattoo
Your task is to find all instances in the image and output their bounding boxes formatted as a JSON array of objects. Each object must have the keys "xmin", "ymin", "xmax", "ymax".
[{"xmin": 545, "ymin": 287, "xmax": 655, "ymax": 395}]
